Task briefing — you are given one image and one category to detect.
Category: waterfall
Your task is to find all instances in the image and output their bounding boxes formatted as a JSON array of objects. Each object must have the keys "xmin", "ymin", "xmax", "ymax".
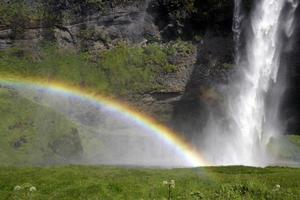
[
  {"xmin": 229, "ymin": 0, "xmax": 298, "ymax": 165},
  {"xmin": 202, "ymin": 0, "xmax": 298, "ymax": 166},
  {"xmin": 233, "ymin": 0, "xmax": 244, "ymax": 64}
]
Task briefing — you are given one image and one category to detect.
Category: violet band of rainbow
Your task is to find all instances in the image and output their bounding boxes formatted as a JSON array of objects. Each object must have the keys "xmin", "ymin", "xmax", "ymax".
[{"xmin": 0, "ymin": 75, "xmax": 211, "ymax": 167}]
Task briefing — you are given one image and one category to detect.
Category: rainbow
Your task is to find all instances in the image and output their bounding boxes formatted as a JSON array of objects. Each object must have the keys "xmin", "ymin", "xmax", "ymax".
[{"xmin": 0, "ymin": 75, "xmax": 211, "ymax": 167}]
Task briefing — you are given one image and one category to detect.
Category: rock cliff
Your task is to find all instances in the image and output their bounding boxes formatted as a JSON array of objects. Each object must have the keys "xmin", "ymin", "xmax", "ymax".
[{"xmin": 6, "ymin": 0, "xmax": 300, "ymax": 138}]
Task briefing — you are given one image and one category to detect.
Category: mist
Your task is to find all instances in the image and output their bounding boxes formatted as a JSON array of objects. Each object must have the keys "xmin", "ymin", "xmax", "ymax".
[
  {"xmin": 197, "ymin": 0, "xmax": 299, "ymax": 166},
  {"xmin": 2, "ymin": 83, "xmax": 193, "ymax": 167}
]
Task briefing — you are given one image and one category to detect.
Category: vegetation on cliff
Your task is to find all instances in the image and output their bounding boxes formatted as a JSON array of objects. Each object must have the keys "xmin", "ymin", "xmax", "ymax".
[
  {"xmin": 0, "ymin": 41, "xmax": 195, "ymax": 95},
  {"xmin": 0, "ymin": 0, "xmax": 238, "ymax": 39}
]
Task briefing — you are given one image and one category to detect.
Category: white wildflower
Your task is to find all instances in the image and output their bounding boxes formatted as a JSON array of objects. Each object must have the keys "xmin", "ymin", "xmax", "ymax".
[
  {"xmin": 163, "ymin": 181, "xmax": 168, "ymax": 185},
  {"xmin": 14, "ymin": 185, "xmax": 22, "ymax": 191},
  {"xmin": 170, "ymin": 180, "xmax": 175, "ymax": 188},
  {"xmin": 29, "ymin": 186, "xmax": 37, "ymax": 192},
  {"xmin": 276, "ymin": 184, "xmax": 280, "ymax": 189}
]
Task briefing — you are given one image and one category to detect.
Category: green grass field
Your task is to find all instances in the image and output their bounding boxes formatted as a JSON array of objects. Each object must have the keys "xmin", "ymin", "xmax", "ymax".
[
  {"xmin": 0, "ymin": 82, "xmax": 300, "ymax": 200},
  {"xmin": 0, "ymin": 166, "xmax": 299, "ymax": 200}
]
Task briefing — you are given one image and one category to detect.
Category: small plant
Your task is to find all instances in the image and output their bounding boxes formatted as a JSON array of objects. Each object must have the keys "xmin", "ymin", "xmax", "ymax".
[
  {"xmin": 273, "ymin": 184, "xmax": 281, "ymax": 192},
  {"xmin": 13, "ymin": 183, "xmax": 37, "ymax": 200},
  {"xmin": 214, "ymin": 184, "xmax": 248, "ymax": 199},
  {"xmin": 194, "ymin": 34, "xmax": 204, "ymax": 42},
  {"xmin": 163, "ymin": 179, "xmax": 175, "ymax": 200},
  {"xmin": 190, "ymin": 191, "xmax": 204, "ymax": 199},
  {"xmin": 222, "ymin": 63, "xmax": 234, "ymax": 69}
]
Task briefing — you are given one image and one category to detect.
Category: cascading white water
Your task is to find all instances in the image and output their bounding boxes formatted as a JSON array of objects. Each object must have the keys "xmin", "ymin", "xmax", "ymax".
[
  {"xmin": 229, "ymin": 0, "xmax": 298, "ymax": 165},
  {"xmin": 233, "ymin": 0, "xmax": 244, "ymax": 64},
  {"xmin": 202, "ymin": 0, "xmax": 298, "ymax": 166}
]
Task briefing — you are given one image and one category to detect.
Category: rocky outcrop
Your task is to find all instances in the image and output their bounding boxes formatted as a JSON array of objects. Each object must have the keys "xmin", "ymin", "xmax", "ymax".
[
  {"xmin": 172, "ymin": 34, "xmax": 234, "ymax": 137},
  {"xmin": 127, "ymin": 42, "xmax": 198, "ymax": 123},
  {"xmin": 0, "ymin": 1, "xmax": 160, "ymax": 51},
  {"xmin": 281, "ymin": 7, "xmax": 300, "ymax": 134},
  {"xmin": 0, "ymin": 0, "xmax": 236, "ymax": 131}
]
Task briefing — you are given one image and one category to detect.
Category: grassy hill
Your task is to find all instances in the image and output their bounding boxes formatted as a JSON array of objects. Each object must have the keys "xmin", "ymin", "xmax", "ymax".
[
  {"xmin": 268, "ymin": 135, "xmax": 300, "ymax": 163},
  {"xmin": 0, "ymin": 166, "xmax": 299, "ymax": 200},
  {"xmin": 289, "ymin": 135, "xmax": 300, "ymax": 148},
  {"xmin": 0, "ymin": 87, "xmax": 83, "ymax": 166}
]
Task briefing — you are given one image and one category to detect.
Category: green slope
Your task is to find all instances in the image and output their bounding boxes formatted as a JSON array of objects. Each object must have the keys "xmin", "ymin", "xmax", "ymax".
[
  {"xmin": 0, "ymin": 87, "xmax": 83, "ymax": 166},
  {"xmin": 0, "ymin": 166, "xmax": 299, "ymax": 200},
  {"xmin": 267, "ymin": 135, "xmax": 300, "ymax": 162},
  {"xmin": 289, "ymin": 135, "xmax": 300, "ymax": 148}
]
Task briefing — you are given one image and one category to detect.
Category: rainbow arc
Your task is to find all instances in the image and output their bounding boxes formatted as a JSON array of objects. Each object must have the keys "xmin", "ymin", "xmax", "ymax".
[{"xmin": 0, "ymin": 75, "xmax": 211, "ymax": 167}]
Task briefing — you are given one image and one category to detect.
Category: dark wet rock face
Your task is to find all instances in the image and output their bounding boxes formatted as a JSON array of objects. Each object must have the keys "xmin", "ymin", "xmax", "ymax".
[
  {"xmin": 0, "ymin": 1, "xmax": 160, "ymax": 51},
  {"xmin": 281, "ymin": 7, "xmax": 300, "ymax": 135},
  {"xmin": 172, "ymin": 35, "xmax": 234, "ymax": 138}
]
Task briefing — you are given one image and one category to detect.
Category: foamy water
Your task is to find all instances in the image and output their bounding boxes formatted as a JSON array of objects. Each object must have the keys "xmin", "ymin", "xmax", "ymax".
[{"xmin": 202, "ymin": 0, "xmax": 298, "ymax": 166}]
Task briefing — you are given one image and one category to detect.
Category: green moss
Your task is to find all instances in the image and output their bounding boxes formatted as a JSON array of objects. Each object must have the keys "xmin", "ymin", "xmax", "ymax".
[
  {"xmin": 99, "ymin": 43, "xmax": 175, "ymax": 94},
  {"xmin": 163, "ymin": 64, "xmax": 177, "ymax": 73},
  {"xmin": 0, "ymin": 0, "xmax": 44, "ymax": 28},
  {"xmin": 168, "ymin": 40, "xmax": 195, "ymax": 56},
  {"xmin": 222, "ymin": 63, "xmax": 234, "ymax": 69},
  {"xmin": 100, "ymin": 43, "xmax": 152, "ymax": 94},
  {"xmin": 0, "ymin": 0, "xmax": 107, "ymax": 31},
  {"xmin": 98, "ymin": 42, "xmax": 194, "ymax": 94},
  {"xmin": 0, "ymin": 44, "xmax": 110, "ymax": 92}
]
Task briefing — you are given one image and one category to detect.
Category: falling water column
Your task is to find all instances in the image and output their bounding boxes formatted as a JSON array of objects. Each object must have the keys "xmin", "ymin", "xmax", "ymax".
[
  {"xmin": 233, "ymin": 0, "xmax": 244, "ymax": 64},
  {"xmin": 227, "ymin": 0, "xmax": 299, "ymax": 166}
]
